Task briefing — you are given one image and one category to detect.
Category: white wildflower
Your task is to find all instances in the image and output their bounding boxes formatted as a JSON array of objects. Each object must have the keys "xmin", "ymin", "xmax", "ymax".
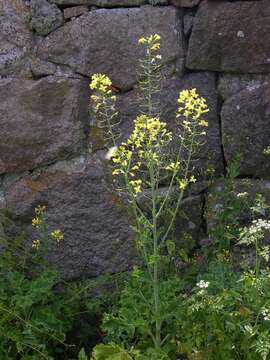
[
  {"xmin": 105, "ymin": 146, "xmax": 118, "ymax": 160},
  {"xmin": 196, "ymin": 280, "xmax": 209, "ymax": 289},
  {"xmin": 237, "ymin": 192, "xmax": 248, "ymax": 198}
]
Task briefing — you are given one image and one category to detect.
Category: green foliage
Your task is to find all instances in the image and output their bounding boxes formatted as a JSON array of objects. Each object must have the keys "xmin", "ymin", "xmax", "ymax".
[
  {"xmin": 0, "ymin": 212, "xmax": 76, "ymax": 359},
  {"xmin": 177, "ymin": 261, "xmax": 270, "ymax": 360},
  {"xmin": 102, "ymin": 273, "xmax": 181, "ymax": 357}
]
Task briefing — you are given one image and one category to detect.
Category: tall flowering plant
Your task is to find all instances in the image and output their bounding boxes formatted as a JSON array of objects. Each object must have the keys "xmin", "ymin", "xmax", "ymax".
[{"xmin": 89, "ymin": 34, "xmax": 209, "ymax": 357}]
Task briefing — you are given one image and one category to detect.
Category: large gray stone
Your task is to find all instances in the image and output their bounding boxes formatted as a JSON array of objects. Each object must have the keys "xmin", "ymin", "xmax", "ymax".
[
  {"xmin": 0, "ymin": 77, "xmax": 89, "ymax": 175},
  {"xmin": 2, "ymin": 155, "xmax": 135, "ymax": 279},
  {"xmin": 187, "ymin": 0, "xmax": 270, "ymax": 73},
  {"xmin": 221, "ymin": 82, "xmax": 270, "ymax": 179},
  {"xmin": 38, "ymin": 6, "xmax": 184, "ymax": 90},
  {"xmin": 0, "ymin": 0, "xmax": 33, "ymax": 77},
  {"xmin": 29, "ymin": 0, "xmax": 64, "ymax": 36},
  {"xmin": 170, "ymin": 0, "xmax": 200, "ymax": 7},
  {"xmin": 64, "ymin": 6, "xmax": 89, "ymax": 20},
  {"xmin": 218, "ymin": 73, "xmax": 270, "ymax": 101},
  {"xmin": 51, "ymin": 0, "xmax": 146, "ymax": 5},
  {"xmin": 112, "ymin": 72, "xmax": 223, "ymax": 178}
]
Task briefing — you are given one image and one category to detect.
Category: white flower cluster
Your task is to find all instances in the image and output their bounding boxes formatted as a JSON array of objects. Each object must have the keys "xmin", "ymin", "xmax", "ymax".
[
  {"xmin": 196, "ymin": 280, "xmax": 209, "ymax": 289},
  {"xmin": 248, "ymin": 219, "xmax": 270, "ymax": 235},
  {"xmin": 237, "ymin": 192, "xmax": 248, "ymax": 198},
  {"xmin": 261, "ymin": 307, "xmax": 270, "ymax": 321}
]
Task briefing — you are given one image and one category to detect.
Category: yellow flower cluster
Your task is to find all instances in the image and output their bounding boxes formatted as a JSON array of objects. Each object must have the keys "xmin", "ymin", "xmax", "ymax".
[
  {"xmin": 138, "ymin": 34, "xmax": 161, "ymax": 51},
  {"xmin": 178, "ymin": 176, "xmax": 197, "ymax": 191},
  {"xmin": 89, "ymin": 74, "xmax": 112, "ymax": 94},
  {"xmin": 165, "ymin": 161, "xmax": 180, "ymax": 172},
  {"xmin": 32, "ymin": 239, "xmax": 40, "ymax": 251},
  {"xmin": 177, "ymin": 88, "xmax": 209, "ymax": 121},
  {"xmin": 111, "ymin": 115, "xmax": 172, "ymax": 194},
  {"xmin": 128, "ymin": 115, "xmax": 172, "ymax": 150},
  {"xmin": 32, "ymin": 205, "xmax": 46, "ymax": 229},
  {"xmin": 263, "ymin": 146, "xmax": 270, "ymax": 155},
  {"xmin": 51, "ymin": 229, "xmax": 64, "ymax": 243},
  {"xmin": 129, "ymin": 179, "xmax": 142, "ymax": 194}
]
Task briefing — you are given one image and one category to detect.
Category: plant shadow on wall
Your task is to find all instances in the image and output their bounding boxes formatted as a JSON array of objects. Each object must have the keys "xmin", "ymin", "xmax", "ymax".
[{"xmin": 87, "ymin": 34, "xmax": 270, "ymax": 360}]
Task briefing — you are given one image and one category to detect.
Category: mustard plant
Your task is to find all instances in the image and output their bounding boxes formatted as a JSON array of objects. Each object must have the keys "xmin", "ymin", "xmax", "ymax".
[{"xmin": 89, "ymin": 34, "xmax": 209, "ymax": 356}]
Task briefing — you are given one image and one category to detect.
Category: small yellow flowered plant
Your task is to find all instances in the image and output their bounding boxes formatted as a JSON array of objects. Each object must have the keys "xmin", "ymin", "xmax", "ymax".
[
  {"xmin": 31, "ymin": 205, "xmax": 46, "ymax": 229},
  {"xmin": 89, "ymin": 74, "xmax": 119, "ymax": 147},
  {"xmin": 51, "ymin": 229, "xmax": 64, "ymax": 243},
  {"xmin": 31, "ymin": 205, "xmax": 64, "ymax": 251}
]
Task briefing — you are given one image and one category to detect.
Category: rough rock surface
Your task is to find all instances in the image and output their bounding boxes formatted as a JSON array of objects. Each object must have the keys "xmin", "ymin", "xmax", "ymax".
[
  {"xmin": 218, "ymin": 73, "xmax": 270, "ymax": 101},
  {"xmin": 0, "ymin": 0, "xmax": 33, "ymax": 77},
  {"xmin": 2, "ymin": 155, "xmax": 135, "ymax": 279},
  {"xmin": 51, "ymin": 0, "xmax": 146, "ymax": 5},
  {"xmin": 0, "ymin": 77, "xmax": 89, "ymax": 175},
  {"xmin": 29, "ymin": 0, "xmax": 64, "ymax": 36},
  {"xmin": 30, "ymin": 58, "xmax": 57, "ymax": 77},
  {"xmin": 38, "ymin": 6, "xmax": 184, "ymax": 90},
  {"xmin": 63, "ymin": 6, "xmax": 89, "ymax": 19},
  {"xmin": 170, "ymin": 0, "xmax": 200, "ymax": 7},
  {"xmin": 187, "ymin": 0, "xmax": 270, "ymax": 73},
  {"xmin": 221, "ymin": 82, "xmax": 270, "ymax": 179}
]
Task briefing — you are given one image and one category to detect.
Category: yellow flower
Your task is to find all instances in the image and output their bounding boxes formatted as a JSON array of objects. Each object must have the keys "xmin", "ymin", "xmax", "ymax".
[
  {"xmin": 32, "ymin": 217, "xmax": 42, "ymax": 228},
  {"xmin": 189, "ymin": 176, "xmax": 197, "ymax": 183},
  {"xmin": 138, "ymin": 34, "xmax": 161, "ymax": 52},
  {"xmin": 165, "ymin": 161, "xmax": 180, "ymax": 172},
  {"xmin": 35, "ymin": 205, "xmax": 46, "ymax": 215},
  {"xmin": 130, "ymin": 179, "xmax": 142, "ymax": 194},
  {"xmin": 89, "ymin": 74, "xmax": 112, "ymax": 94},
  {"xmin": 199, "ymin": 120, "xmax": 209, "ymax": 127},
  {"xmin": 177, "ymin": 88, "xmax": 209, "ymax": 120},
  {"xmin": 51, "ymin": 229, "xmax": 64, "ymax": 243},
  {"xmin": 179, "ymin": 179, "xmax": 188, "ymax": 190},
  {"xmin": 263, "ymin": 146, "xmax": 270, "ymax": 155},
  {"xmin": 32, "ymin": 239, "xmax": 40, "ymax": 251}
]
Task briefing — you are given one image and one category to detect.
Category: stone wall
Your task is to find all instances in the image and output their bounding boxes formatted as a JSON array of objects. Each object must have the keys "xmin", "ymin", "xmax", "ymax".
[{"xmin": 0, "ymin": 0, "xmax": 269, "ymax": 279}]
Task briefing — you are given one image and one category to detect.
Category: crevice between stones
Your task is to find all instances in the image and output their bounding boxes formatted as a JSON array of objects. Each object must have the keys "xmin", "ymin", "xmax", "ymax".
[{"xmin": 215, "ymin": 72, "xmax": 227, "ymax": 176}]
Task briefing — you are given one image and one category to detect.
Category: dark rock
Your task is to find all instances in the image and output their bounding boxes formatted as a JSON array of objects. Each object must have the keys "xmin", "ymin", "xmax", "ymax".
[
  {"xmin": 0, "ymin": 77, "xmax": 89, "ymax": 175},
  {"xmin": 29, "ymin": 0, "xmax": 64, "ymax": 36},
  {"xmin": 221, "ymin": 82, "xmax": 270, "ymax": 178},
  {"xmin": 51, "ymin": 0, "xmax": 146, "ymax": 5},
  {"xmin": 218, "ymin": 73, "xmax": 270, "ymax": 101},
  {"xmin": 30, "ymin": 58, "xmax": 57, "ymax": 77},
  {"xmin": 38, "ymin": 6, "xmax": 184, "ymax": 90},
  {"xmin": 187, "ymin": 0, "xmax": 270, "ymax": 73},
  {"xmin": 184, "ymin": 13, "xmax": 194, "ymax": 36},
  {"xmin": 63, "ymin": 6, "xmax": 89, "ymax": 20},
  {"xmin": 170, "ymin": 0, "xmax": 200, "ymax": 7},
  {"xmin": 0, "ymin": 0, "xmax": 33, "ymax": 77},
  {"xmin": 2, "ymin": 155, "xmax": 136, "ymax": 279}
]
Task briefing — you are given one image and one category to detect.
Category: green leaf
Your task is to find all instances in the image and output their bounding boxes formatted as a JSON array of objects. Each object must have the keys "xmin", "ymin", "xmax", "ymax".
[
  {"xmin": 91, "ymin": 344, "xmax": 133, "ymax": 360},
  {"xmin": 78, "ymin": 348, "xmax": 89, "ymax": 360}
]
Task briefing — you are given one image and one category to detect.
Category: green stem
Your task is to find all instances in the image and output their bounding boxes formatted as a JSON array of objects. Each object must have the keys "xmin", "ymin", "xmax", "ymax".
[
  {"xmin": 149, "ymin": 161, "xmax": 161, "ymax": 348},
  {"xmin": 161, "ymin": 124, "xmax": 195, "ymax": 244}
]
